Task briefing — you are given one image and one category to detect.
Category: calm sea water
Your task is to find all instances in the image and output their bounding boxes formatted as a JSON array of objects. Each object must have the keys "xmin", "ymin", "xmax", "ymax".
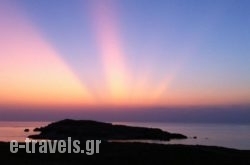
[
  {"xmin": 0, "ymin": 121, "xmax": 49, "ymax": 142},
  {"xmin": 0, "ymin": 121, "xmax": 250, "ymax": 150}
]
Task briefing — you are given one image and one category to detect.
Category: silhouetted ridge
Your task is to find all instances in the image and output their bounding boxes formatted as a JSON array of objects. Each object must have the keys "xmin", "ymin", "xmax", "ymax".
[{"xmin": 29, "ymin": 119, "xmax": 187, "ymax": 141}]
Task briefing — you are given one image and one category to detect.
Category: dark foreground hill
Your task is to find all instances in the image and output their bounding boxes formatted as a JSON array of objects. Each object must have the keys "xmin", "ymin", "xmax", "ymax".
[
  {"xmin": 29, "ymin": 119, "xmax": 187, "ymax": 140},
  {"xmin": 1, "ymin": 142, "xmax": 250, "ymax": 165}
]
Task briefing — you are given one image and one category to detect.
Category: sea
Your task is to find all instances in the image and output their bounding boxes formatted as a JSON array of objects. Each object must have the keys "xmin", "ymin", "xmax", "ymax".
[{"xmin": 0, "ymin": 121, "xmax": 250, "ymax": 150}]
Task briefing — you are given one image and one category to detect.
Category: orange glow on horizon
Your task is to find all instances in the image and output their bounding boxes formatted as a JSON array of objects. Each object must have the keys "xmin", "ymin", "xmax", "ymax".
[{"xmin": 0, "ymin": 1, "xmax": 249, "ymax": 109}]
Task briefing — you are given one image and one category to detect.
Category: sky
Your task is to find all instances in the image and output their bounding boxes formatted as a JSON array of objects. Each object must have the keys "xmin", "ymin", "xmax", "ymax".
[{"xmin": 0, "ymin": 0, "xmax": 250, "ymax": 121}]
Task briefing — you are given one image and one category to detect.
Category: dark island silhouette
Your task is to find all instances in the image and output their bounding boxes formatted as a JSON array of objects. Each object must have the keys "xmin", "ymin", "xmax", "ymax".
[
  {"xmin": 29, "ymin": 119, "xmax": 187, "ymax": 141},
  {"xmin": 0, "ymin": 119, "xmax": 250, "ymax": 165}
]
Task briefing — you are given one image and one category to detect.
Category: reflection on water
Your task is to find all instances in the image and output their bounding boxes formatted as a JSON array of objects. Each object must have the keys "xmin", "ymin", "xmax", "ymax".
[
  {"xmin": 0, "ymin": 122, "xmax": 49, "ymax": 142},
  {"xmin": 113, "ymin": 122, "xmax": 250, "ymax": 150},
  {"xmin": 0, "ymin": 121, "xmax": 250, "ymax": 150}
]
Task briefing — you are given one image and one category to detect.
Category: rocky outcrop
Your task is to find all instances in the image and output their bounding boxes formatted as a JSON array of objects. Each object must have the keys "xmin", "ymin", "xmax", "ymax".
[{"xmin": 29, "ymin": 119, "xmax": 187, "ymax": 141}]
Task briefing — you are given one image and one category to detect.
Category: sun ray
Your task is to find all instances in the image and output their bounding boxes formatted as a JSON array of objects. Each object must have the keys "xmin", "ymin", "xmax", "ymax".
[
  {"xmin": 0, "ymin": 1, "xmax": 94, "ymax": 107},
  {"xmin": 89, "ymin": 0, "xmax": 130, "ymax": 105}
]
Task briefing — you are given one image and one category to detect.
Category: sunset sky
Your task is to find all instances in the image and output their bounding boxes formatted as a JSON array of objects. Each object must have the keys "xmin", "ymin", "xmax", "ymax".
[{"xmin": 0, "ymin": 0, "xmax": 250, "ymax": 115}]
